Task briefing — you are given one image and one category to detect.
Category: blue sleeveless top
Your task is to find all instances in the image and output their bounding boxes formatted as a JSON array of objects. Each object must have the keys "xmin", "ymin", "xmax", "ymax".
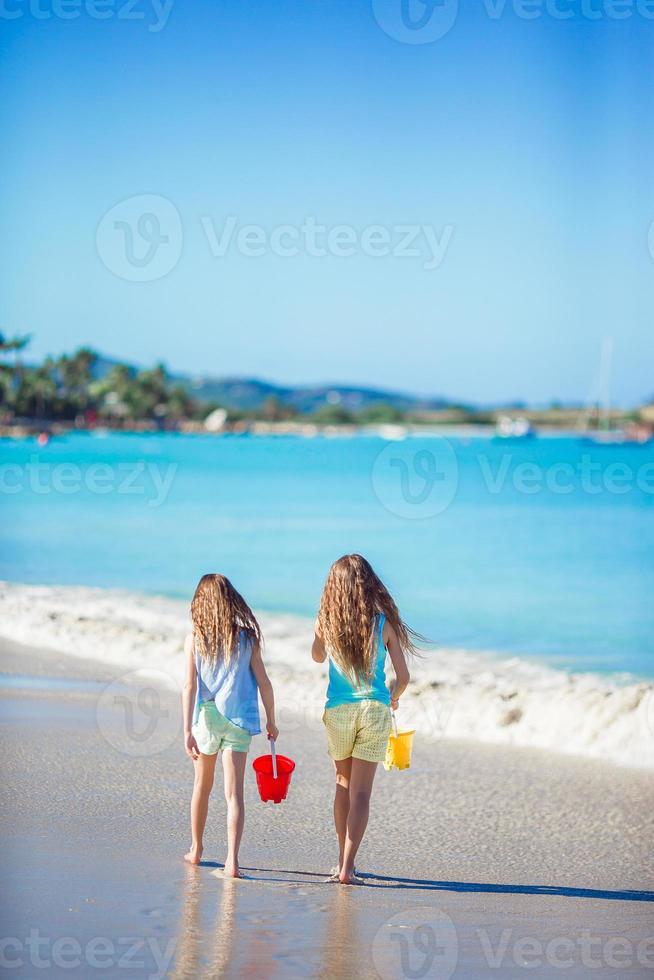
[
  {"xmin": 193, "ymin": 630, "xmax": 261, "ymax": 735},
  {"xmin": 325, "ymin": 614, "xmax": 391, "ymax": 709}
]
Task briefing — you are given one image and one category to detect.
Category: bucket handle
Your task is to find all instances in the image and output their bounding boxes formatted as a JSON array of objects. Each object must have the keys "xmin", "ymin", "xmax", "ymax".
[
  {"xmin": 270, "ymin": 738, "xmax": 278, "ymax": 779},
  {"xmin": 391, "ymin": 709, "xmax": 399, "ymax": 739}
]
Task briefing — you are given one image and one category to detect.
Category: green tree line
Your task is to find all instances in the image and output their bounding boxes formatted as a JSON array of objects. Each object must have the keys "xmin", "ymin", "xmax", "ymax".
[
  {"xmin": 0, "ymin": 334, "xmax": 407, "ymax": 426},
  {"xmin": 0, "ymin": 334, "xmax": 196, "ymax": 424}
]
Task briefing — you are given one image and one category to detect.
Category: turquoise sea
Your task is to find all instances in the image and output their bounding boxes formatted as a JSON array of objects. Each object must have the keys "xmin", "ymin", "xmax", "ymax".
[{"xmin": 1, "ymin": 431, "xmax": 652, "ymax": 678}]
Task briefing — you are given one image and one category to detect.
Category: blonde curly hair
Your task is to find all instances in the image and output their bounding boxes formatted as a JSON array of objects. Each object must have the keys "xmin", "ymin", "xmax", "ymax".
[
  {"xmin": 191, "ymin": 573, "xmax": 261, "ymax": 665},
  {"xmin": 317, "ymin": 554, "xmax": 421, "ymax": 683}
]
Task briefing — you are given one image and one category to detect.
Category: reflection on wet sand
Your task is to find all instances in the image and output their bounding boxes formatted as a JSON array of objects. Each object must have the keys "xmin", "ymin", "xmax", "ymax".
[
  {"xmin": 170, "ymin": 865, "xmax": 204, "ymax": 979},
  {"xmin": 171, "ymin": 866, "xmax": 272, "ymax": 979},
  {"xmin": 207, "ymin": 877, "xmax": 239, "ymax": 977},
  {"xmin": 319, "ymin": 885, "xmax": 360, "ymax": 980},
  {"xmin": 237, "ymin": 903, "xmax": 276, "ymax": 980},
  {"xmin": 173, "ymin": 864, "xmax": 366, "ymax": 979},
  {"xmin": 171, "ymin": 867, "xmax": 241, "ymax": 978}
]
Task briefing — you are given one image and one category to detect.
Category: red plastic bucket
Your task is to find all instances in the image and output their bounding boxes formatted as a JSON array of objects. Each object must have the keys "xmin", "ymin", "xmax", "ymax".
[{"xmin": 252, "ymin": 749, "xmax": 295, "ymax": 804}]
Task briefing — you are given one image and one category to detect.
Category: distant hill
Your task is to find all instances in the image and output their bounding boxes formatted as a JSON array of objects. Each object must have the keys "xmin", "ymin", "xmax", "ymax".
[
  {"xmin": 182, "ymin": 375, "xmax": 450, "ymax": 413},
  {"xmin": 91, "ymin": 355, "xmax": 450, "ymax": 414}
]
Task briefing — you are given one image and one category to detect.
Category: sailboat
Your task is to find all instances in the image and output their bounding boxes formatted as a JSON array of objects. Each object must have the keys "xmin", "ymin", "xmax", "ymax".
[{"xmin": 580, "ymin": 339, "xmax": 650, "ymax": 445}]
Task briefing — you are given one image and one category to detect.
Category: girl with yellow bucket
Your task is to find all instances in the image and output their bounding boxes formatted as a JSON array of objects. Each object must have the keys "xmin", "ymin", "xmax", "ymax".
[{"xmin": 311, "ymin": 555, "xmax": 421, "ymax": 885}]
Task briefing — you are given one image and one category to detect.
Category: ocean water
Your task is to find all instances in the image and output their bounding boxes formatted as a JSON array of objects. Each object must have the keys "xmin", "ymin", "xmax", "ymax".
[{"xmin": 1, "ymin": 430, "xmax": 652, "ymax": 679}]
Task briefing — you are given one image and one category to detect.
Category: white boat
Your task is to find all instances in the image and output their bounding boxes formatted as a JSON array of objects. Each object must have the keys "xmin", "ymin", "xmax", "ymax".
[
  {"xmin": 495, "ymin": 416, "xmax": 534, "ymax": 439},
  {"xmin": 377, "ymin": 424, "xmax": 408, "ymax": 441}
]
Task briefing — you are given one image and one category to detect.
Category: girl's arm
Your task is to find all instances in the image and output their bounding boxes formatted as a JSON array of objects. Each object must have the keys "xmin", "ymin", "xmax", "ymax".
[
  {"xmin": 311, "ymin": 619, "xmax": 327, "ymax": 663},
  {"xmin": 251, "ymin": 641, "xmax": 279, "ymax": 741},
  {"xmin": 384, "ymin": 621, "xmax": 410, "ymax": 710},
  {"xmin": 182, "ymin": 633, "xmax": 200, "ymax": 759}
]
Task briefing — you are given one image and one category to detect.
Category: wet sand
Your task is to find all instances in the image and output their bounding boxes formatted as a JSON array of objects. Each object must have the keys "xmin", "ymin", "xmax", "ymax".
[{"xmin": 1, "ymin": 637, "xmax": 653, "ymax": 979}]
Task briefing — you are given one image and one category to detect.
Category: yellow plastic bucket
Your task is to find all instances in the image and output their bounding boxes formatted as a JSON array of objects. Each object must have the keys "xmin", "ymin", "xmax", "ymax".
[{"xmin": 384, "ymin": 728, "xmax": 415, "ymax": 771}]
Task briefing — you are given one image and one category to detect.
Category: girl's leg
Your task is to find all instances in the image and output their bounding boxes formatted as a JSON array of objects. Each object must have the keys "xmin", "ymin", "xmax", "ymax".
[
  {"xmin": 333, "ymin": 757, "xmax": 353, "ymax": 871},
  {"xmin": 221, "ymin": 750, "xmax": 248, "ymax": 878},
  {"xmin": 185, "ymin": 752, "xmax": 218, "ymax": 864},
  {"xmin": 340, "ymin": 758, "xmax": 378, "ymax": 884}
]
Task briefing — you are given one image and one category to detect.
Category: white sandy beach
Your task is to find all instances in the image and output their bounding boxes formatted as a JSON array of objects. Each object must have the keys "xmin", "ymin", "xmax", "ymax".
[
  {"xmin": 1, "ymin": 634, "xmax": 653, "ymax": 979},
  {"xmin": 0, "ymin": 581, "xmax": 652, "ymax": 770}
]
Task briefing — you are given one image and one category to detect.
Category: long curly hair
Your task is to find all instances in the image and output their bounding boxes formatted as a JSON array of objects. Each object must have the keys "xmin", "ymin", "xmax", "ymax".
[
  {"xmin": 317, "ymin": 554, "xmax": 421, "ymax": 683},
  {"xmin": 190, "ymin": 573, "xmax": 261, "ymax": 665}
]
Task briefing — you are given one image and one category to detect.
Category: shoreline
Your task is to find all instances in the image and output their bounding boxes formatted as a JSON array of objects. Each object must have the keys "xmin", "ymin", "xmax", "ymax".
[
  {"xmin": 1, "ymin": 579, "xmax": 652, "ymax": 772},
  {"xmin": 1, "ymin": 420, "xmax": 645, "ymax": 440},
  {"xmin": 1, "ymin": 638, "xmax": 653, "ymax": 978}
]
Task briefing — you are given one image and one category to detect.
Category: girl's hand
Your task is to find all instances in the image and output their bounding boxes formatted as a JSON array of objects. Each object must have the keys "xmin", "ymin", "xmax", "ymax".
[
  {"xmin": 266, "ymin": 722, "xmax": 279, "ymax": 741},
  {"xmin": 390, "ymin": 697, "xmax": 400, "ymax": 711},
  {"xmin": 185, "ymin": 732, "xmax": 200, "ymax": 760}
]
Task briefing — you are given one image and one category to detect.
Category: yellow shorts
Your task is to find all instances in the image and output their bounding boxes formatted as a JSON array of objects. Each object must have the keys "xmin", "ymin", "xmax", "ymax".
[{"xmin": 323, "ymin": 700, "xmax": 392, "ymax": 763}]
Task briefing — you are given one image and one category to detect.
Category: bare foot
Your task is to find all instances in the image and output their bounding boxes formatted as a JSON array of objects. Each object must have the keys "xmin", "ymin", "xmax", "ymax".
[
  {"xmin": 223, "ymin": 859, "xmax": 242, "ymax": 879},
  {"xmin": 338, "ymin": 870, "xmax": 364, "ymax": 885},
  {"xmin": 184, "ymin": 846, "xmax": 203, "ymax": 865},
  {"xmin": 328, "ymin": 863, "xmax": 357, "ymax": 883}
]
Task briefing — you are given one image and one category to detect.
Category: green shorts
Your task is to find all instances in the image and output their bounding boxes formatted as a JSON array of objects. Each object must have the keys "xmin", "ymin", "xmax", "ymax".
[{"xmin": 192, "ymin": 702, "xmax": 252, "ymax": 755}]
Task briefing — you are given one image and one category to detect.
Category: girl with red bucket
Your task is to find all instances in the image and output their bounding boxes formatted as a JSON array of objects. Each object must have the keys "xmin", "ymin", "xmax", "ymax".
[
  {"xmin": 181, "ymin": 574, "xmax": 279, "ymax": 877},
  {"xmin": 311, "ymin": 555, "xmax": 419, "ymax": 885}
]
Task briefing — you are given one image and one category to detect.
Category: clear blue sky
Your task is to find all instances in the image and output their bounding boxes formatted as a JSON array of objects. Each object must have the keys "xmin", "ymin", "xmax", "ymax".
[{"xmin": 2, "ymin": 0, "xmax": 652, "ymax": 405}]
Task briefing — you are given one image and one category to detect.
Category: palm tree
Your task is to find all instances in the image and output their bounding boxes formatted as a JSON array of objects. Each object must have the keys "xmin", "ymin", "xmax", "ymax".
[
  {"xmin": 57, "ymin": 347, "xmax": 97, "ymax": 415},
  {"xmin": 17, "ymin": 364, "xmax": 58, "ymax": 419},
  {"xmin": 0, "ymin": 332, "xmax": 31, "ymax": 416},
  {"xmin": 127, "ymin": 364, "xmax": 169, "ymax": 419},
  {"xmin": 0, "ymin": 332, "xmax": 31, "ymax": 357}
]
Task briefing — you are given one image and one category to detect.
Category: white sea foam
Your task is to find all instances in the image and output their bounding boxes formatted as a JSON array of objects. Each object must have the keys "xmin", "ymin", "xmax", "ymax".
[{"xmin": 1, "ymin": 581, "xmax": 652, "ymax": 770}]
